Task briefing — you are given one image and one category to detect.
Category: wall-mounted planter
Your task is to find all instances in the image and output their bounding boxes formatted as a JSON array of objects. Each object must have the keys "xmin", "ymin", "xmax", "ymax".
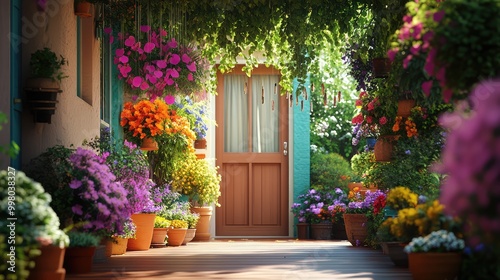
[
  {"xmin": 75, "ymin": 1, "xmax": 92, "ymax": 18},
  {"xmin": 24, "ymin": 78, "xmax": 62, "ymax": 124}
]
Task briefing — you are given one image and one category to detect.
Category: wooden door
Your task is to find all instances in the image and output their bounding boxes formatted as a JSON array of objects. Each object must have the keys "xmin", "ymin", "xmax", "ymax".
[{"xmin": 215, "ymin": 65, "xmax": 289, "ymax": 237}]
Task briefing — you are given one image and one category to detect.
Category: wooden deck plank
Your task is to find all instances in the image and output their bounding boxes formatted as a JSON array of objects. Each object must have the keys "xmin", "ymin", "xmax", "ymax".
[{"xmin": 66, "ymin": 240, "xmax": 411, "ymax": 280}]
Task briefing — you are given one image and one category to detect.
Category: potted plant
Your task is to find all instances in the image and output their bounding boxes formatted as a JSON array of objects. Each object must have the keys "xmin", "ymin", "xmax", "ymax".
[
  {"xmin": 166, "ymin": 220, "xmax": 188, "ymax": 247},
  {"xmin": 64, "ymin": 231, "xmax": 101, "ymax": 274},
  {"xmin": 24, "ymin": 47, "xmax": 68, "ymax": 123},
  {"xmin": 174, "ymin": 96, "xmax": 216, "ymax": 151},
  {"xmin": 0, "ymin": 170, "xmax": 69, "ymax": 280},
  {"xmin": 151, "ymin": 216, "xmax": 170, "ymax": 247},
  {"xmin": 182, "ymin": 212, "xmax": 200, "ymax": 245},
  {"xmin": 344, "ymin": 189, "xmax": 387, "ymax": 247},
  {"xmin": 404, "ymin": 230, "xmax": 465, "ymax": 280},
  {"xmin": 110, "ymin": 218, "xmax": 136, "ymax": 255},
  {"xmin": 170, "ymin": 154, "xmax": 221, "ymax": 241},
  {"xmin": 74, "ymin": 0, "xmax": 92, "ymax": 17}
]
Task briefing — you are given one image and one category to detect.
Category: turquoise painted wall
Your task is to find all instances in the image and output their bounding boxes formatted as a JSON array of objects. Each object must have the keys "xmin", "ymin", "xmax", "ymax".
[{"xmin": 292, "ymin": 78, "xmax": 311, "ymax": 236}]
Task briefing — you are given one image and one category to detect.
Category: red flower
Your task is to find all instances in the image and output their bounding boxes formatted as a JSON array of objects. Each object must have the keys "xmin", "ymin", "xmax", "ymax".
[{"xmin": 373, "ymin": 194, "xmax": 387, "ymax": 215}]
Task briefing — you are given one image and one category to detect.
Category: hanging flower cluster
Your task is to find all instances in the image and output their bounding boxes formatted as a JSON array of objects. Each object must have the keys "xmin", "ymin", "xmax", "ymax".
[
  {"xmin": 120, "ymin": 98, "xmax": 195, "ymax": 145},
  {"xmin": 438, "ymin": 79, "xmax": 500, "ymax": 248},
  {"xmin": 107, "ymin": 25, "xmax": 206, "ymax": 101},
  {"xmin": 351, "ymin": 91, "xmax": 389, "ymax": 145}
]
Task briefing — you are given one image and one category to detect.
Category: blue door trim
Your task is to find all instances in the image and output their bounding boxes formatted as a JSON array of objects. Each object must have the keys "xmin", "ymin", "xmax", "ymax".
[{"xmin": 10, "ymin": 0, "xmax": 21, "ymax": 169}]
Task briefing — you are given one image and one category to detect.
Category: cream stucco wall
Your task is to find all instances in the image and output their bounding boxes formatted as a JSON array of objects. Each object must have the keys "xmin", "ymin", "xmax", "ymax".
[{"xmin": 21, "ymin": 0, "xmax": 101, "ymax": 166}]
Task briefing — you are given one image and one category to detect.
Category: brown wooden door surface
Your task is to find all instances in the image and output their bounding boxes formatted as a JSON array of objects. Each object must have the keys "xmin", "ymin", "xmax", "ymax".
[{"xmin": 215, "ymin": 65, "xmax": 289, "ymax": 236}]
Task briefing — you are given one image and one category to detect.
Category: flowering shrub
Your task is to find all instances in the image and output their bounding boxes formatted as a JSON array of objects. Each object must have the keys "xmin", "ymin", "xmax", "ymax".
[
  {"xmin": 67, "ymin": 148, "xmax": 130, "ymax": 236},
  {"xmin": 170, "ymin": 154, "xmax": 222, "ymax": 206},
  {"xmin": 438, "ymin": 80, "xmax": 500, "ymax": 249},
  {"xmin": 351, "ymin": 91, "xmax": 385, "ymax": 138},
  {"xmin": 386, "ymin": 186, "xmax": 418, "ymax": 210},
  {"xmin": 114, "ymin": 218, "xmax": 137, "ymax": 239},
  {"xmin": 108, "ymin": 25, "xmax": 207, "ymax": 100},
  {"xmin": 291, "ymin": 188, "xmax": 348, "ymax": 224},
  {"xmin": 175, "ymin": 96, "xmax": 212, "ymax": 140},
  {"xmin": 84, "ymin": 128, "xmax": 153, "ymax": 216},
  {"xmin": 382, "ymin": 199, "xmax": 461, "ymax": 243},
  {"xmin": 346, "ymin": 189, "xmax": 386, "ymax": 215},
  {"xmin": 404, "ymin": 230, "xmax": 464, "ymax": 253}
]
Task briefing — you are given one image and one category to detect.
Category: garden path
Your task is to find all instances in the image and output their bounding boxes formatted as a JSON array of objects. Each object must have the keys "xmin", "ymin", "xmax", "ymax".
[{"xmin": 66, "ymin": 239, "xmax": 411, "ymax": 280}]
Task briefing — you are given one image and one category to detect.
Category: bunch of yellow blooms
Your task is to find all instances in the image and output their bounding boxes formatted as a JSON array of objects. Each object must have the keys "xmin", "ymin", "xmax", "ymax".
[
  {"xmin": 386, "ymin": 186, "xmax": 418, "ymax": 210},
  {"xmin": 169, "ymin": 219, "xmax": 188, "ymax": 229},
  {"xmin": 171, "ymin": 154, "xmax": 222, "ymax": 207},
  {"xmin": 381, "ymin": 199, "xmax": 461, "ymax": 243}
]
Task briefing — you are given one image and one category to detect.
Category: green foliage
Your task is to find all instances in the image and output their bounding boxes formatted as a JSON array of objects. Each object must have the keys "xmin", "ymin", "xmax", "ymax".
[
  {"xmin": 310, "ymin": 152, "xmax": 354, "ymax": 192},
  {"xmin": 350, "ymin": 151, "xmax": 376, "ymax": 183},
  {"xmin": 460, "ymin": 245, "xmax": 500, "ymax": 280},
  {"xmin": 432, "ymin": 0, "xmax": 500, "ymax": 94},
  {"xmin": 310, "ymin": 94, "xmax": 357, "ymax": 159},
  {"xmin": 29, "ymin": 47, "xmax": 68, "ymax": 82},
  {"xmin": 148, "ymin": 134, "xmax": 191, "ymax": 185},
  {"xmin": 364, "ymin": 133, "xmax": 443, "ymax": 198},
  {"xmin": 67, "ymin": 231, "xmax": 101, "ymax": 247},
  {"xmin": 24, "ymin": 145, "xmax": 75, "ymax": 227},
  {"xmin": 0, "ymin": 112, "xmax": 19, "ymax": 161}
]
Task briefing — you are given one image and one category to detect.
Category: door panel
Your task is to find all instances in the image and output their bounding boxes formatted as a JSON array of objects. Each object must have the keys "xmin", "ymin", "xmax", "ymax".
[{"xmin": 216, "ymin": 65, "xmax": 289, "ymax": 237}]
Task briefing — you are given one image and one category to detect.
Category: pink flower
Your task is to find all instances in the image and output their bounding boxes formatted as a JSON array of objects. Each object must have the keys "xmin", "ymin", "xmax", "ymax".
[
  {"xmin": 366, "ymin": 116, "xmax": 373, "ymax": 124},
  {"xmin": 433, "ymin": 10, "xmax": 445, "ymax": 22},
  {"xmin": 387, "ymin": 48, "xmax": 399, "ymax": 62},
  {"xmin": 169, "ymin": 54, "xmax": 180, "ymax": 65},
  {"xmin": 367, "ymin": 101, "xmax": 375, "ymax": 111},
  {"xmin": 379, "ymin": 116, "xmax": 388, "ymax": 125},
  {"xmin": 422, "ymin": 80, "xmax": 433, "ymax": 96},
  {"xmin": 72, "ymin": 204, "xmax": 83, "ymax": 215}
]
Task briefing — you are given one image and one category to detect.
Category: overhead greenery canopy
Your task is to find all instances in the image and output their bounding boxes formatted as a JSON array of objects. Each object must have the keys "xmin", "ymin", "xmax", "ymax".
[{"xmin": 100, "ymin": 0, "xmax": 406, "ymax": 96}]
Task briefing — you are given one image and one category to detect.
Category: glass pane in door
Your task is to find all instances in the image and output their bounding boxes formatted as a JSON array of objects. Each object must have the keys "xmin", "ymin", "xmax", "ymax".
[
  {"xmin": 251, "ymin": 75, "xmax": 280, "ymax": 153},
  {"xmin": 224, "ymin": 75, "xmax": 248, "ymax": 152}
]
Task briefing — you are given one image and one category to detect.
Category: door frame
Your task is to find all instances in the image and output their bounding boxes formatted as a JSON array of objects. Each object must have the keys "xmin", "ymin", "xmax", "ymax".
[{"xmin": 214, "ymin": 65, "xmax": 293, "ymax": 237}]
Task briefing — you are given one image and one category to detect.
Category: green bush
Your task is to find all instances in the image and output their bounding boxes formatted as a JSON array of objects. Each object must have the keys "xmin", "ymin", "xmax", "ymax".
[
  {"xmin": 67, "ymin": 231, "xmax": 100, "ymax": 247},
  {"xmin": 310, "ymin": 152, "xmax": 354, "ymax": 192},
  {"xmin": 350, "ymin": 151, "xmax": 376, "ymax": 183}
]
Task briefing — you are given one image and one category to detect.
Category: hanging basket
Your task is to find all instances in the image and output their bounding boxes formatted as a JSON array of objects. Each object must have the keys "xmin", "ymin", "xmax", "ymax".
[
  {"xmin": 397, "ymin": 99, "xmax": 416, "ymax": 117},
  {"xmin": 372, "ymin": 58, "xmax": 391, "ymax": 78},
  {"xmin": 374, "ymin": 135, "xmax": 397, "ymax": 162},
  {"xmin": 75, "ymin": 1, "xmax": 92, "ymax": 17},
  {"xmin": 194, "ymin": 138, "xmax": 207, "ymax": 149},
  {"xmin": 140, "ymin": 137, "xmax": 159, "ymax": 151}
]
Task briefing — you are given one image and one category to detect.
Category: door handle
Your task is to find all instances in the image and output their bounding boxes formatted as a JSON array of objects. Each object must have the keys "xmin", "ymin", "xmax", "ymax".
[{"xmin": 283, "ymin": 142, "xmax": 288, "ymax": 156}]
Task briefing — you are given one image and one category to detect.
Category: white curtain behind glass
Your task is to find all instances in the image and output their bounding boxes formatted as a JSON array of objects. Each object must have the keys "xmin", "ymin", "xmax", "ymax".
[
  {"xmin": 252, "ymin": 75, "xmax": 280, "ymax": 153},
  {"xmin": 224, "ymin": 75, "xmax": 248, "ymax": 152}
]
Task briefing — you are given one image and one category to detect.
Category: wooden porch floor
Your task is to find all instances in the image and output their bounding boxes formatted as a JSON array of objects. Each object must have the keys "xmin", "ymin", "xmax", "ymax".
[{"xmin": 66, "ymin": 239, "xmax": 412, "ymax": 280}]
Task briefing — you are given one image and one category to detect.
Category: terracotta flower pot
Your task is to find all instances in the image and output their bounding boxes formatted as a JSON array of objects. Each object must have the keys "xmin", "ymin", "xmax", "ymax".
[
  {"xmin": 194, "ymin": 138, "xmax": 207, "ymax": 149},
  {"xmin": 310, "ymin": 221, "xmax": 333, "ymax": 240},
  {"xmin": 167, "ymin": 228, "xmax": 187, "ymax": 247},
  {"xmin": 191, "ymin": 206, "xmax": 213, "ymax": 241},
  {"xmin": 140, "ymin": 137, "xmax": 159, "ymax": 151},
  {"xmin": 111, "ymin": 237, "xmax": 128, "ymax": 255},
  {"xmin": 296, "ymin": 223, "xmax": 310, "ymax": 240},
  {"xmin": 127, "ymin": 213, "xmax": 156, "ymax": 251},
  {"xmin": 28, "ymin": 245, "xmax": 66, "ymax": 280},
  {"xmin": 182, "ymin": 228, "xmax": 197, "ymax": 245},
  {"xmin": 151, "ymin": 228, "xmax": 168, "ymax": 247},
  {"xmin": 64, "ymin": 246, "xmax": 96, "ymax": 274},
  {"xmin": 374, "ymin": 135, "xmax": 398, "ymax": 162},
  {"xmin": 408, "ymin": 252, "xmax": 462, "ymax": 280},
  {"xmin": 343, "ymin": 213, "xmax": 368, "ymax": 246},
  {"xmin": 397, "ymin": 99, "xmax": 416, "ymax": 117}
]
